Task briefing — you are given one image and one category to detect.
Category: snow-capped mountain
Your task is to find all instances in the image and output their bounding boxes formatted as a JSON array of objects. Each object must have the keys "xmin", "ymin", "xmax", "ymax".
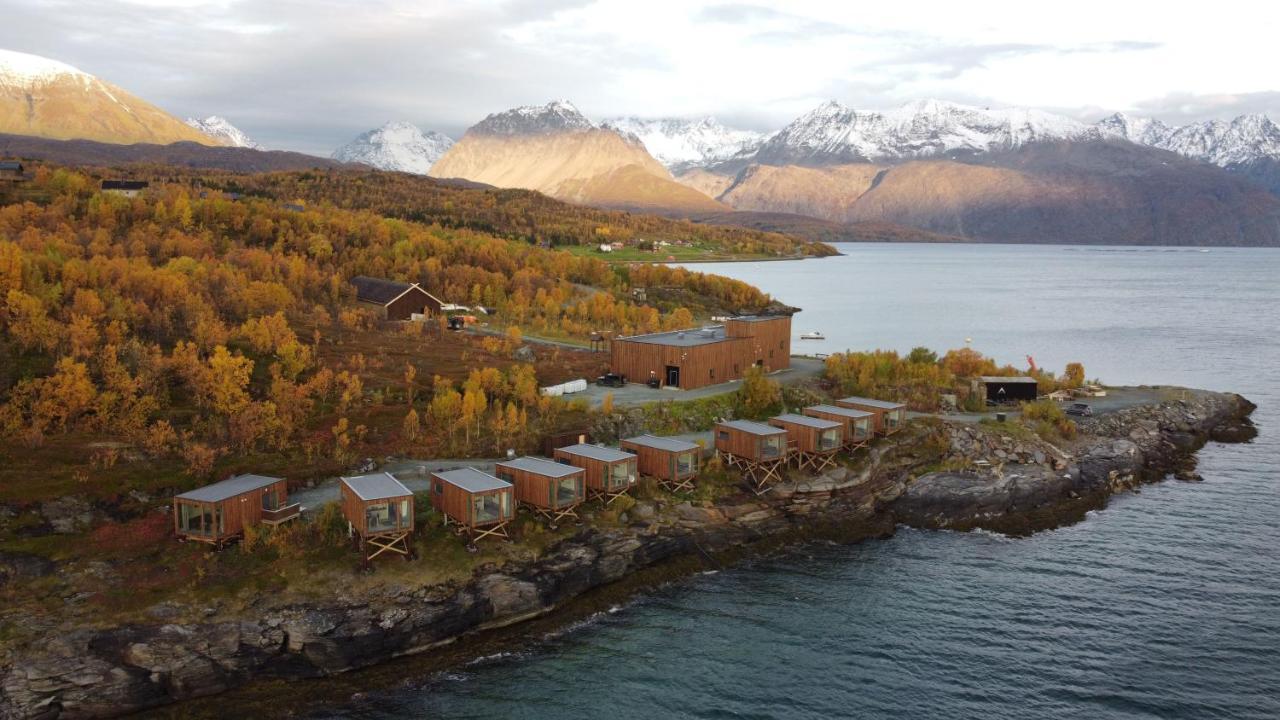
[
  {"xmin": 185, "ymin": 115, "xmax": 260, "ymax": 149},
  {"xmin": 0, "ymin": 48, "xmax": 217, "ymax": 146},
  {"xmin": 753, "ymin": 98, "xmax": 1091, "ymax": 165},
  {"xmin": 1095, "ymin": 112, "xmax": 1280, "ymax": 167},
  {"xmin": 470, "ymin": 99, "xmax": 595, "ymax": 136},
  {"xmin": 601, "ymin": 116, "xmax": 768, "ymax": 172},
  {"xmin": 331, "ymin": 121, "xmax": 454, "ymax": 174}
]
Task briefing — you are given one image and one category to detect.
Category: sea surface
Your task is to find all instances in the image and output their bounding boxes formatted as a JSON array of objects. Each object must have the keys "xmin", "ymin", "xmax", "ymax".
[{"xmin": 315, "ymin": 244, "xmax": 1280, "ymax": 719}]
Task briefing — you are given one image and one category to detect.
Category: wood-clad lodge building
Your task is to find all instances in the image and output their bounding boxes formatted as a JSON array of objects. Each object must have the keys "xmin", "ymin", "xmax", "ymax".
[
  {"xmin": 350, "ymin": 276, "xmax": 445, "ymax": 321},
  {"xmin": 430, "ymin": 467, "xmax": 515, "ymax": 542},
  {"xmin": 495, "ymin": 456, "xmax": 585, "ymax": 524},
  {"xmin": 620, "ymin": 434, "xmax": 701, "ymax": 491},
  {"xmin": 173, "ymin": 474, "xmax": 299, "ymax": 546},
  {"xmin": 340, "ymin": 472, "xmax": 415, "ymax": 561},
  {"xmin": 609, "ymin": 314, "xmax": 793, "ymax": 390},
  {"xmin": 835, "ymin": 397, "xmax": 907, "ymax": 436},
  {"xmin": 553, "ymin": 443, "xmax": 637, "ymax": 502},
  {"xmin": 804, "ymin": 404, "xmax": 874, "ymax": 449}
]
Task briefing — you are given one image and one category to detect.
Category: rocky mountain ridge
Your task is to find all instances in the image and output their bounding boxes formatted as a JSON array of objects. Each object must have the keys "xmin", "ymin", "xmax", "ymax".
[
  {"xmin": 0, "ymin": 49, "xmax": 218, "ymax": 146},
  {"xmin": 331, "ymin": 121, "xmax": 454, "ymax": 174},
  {"xmin": 185, "ymin": 115, "xmax": 259, "ymax": 149}
]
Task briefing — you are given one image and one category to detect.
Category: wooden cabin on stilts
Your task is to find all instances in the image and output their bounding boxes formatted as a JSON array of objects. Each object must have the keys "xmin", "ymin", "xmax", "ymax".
[
  {"xmin": 173, "ymin": 474, "xmax": 299, "ymax": 548},
  {"xmin": 769, "ymin": 414, "xmax": 843, "ymax": 473},
  {"xmin": 714, "ymin": 420, "xmax": 790, "ymax": 493},
  {"xmin": 834, "ymin": 397, "xmax": 907, "ymax": 437},
  {"xmin": 340, "ymin": 472, "xmax": 414, "ymax": 565},
  {"xmin": 553, "ymin": 444, "xmax": 637, "ymax": 505},
  {"xmin": 495, "ymin": 456, "xmax": 585, "ymax": 526},
  {"xmin": 804, "ymin": 404, "xmax": 875, "ymax": 451},
  {"xmin": 430, "ymin": 468, "xmax": 515, "ymax": 544},
  {"xmin": 620, "ymin": 434, "xmax": 701, "ymax": 492}
]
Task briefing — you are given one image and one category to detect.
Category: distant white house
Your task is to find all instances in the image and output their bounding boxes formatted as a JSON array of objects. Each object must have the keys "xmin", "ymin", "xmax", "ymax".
[{"xmin": 598, "ymin": 243, "xmax": 613, "ymax": 253}]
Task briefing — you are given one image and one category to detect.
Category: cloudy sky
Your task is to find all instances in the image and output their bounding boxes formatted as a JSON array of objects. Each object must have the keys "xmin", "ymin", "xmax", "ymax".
[{"xmin": 5, "ymin": 0, "xmax": 1278, "ymax": 154}]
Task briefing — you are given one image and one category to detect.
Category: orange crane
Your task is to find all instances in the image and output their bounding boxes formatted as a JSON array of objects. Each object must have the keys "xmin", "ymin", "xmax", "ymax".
[{"xmin": 1026, "ymin": 355, "xmax": 1039, "ymax": 374}]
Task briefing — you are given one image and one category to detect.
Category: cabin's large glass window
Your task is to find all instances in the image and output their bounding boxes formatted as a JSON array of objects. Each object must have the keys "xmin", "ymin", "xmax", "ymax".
[
  {"xmin": 366, "ymin": 499, "xmax": 410, "ymax": 533},
  {"xmin": 553, "ymin": 476, "xmax": 580, "ymax": 506},
  {"xmin": 213, "ymin": 505, "xmax": 224, "ymax": 534},
  {"xmin": 472, "ymin": 492, "xmax": 507, "ymax": 524},
  {"xmin": 675, "ymin": 451, "xmax": 695, "ymax": 475},
  {"xmin": 819, "ymin": 428, "xmax": 840, "ymax": 451},
  {"xmin": 759, "ymin": 435, "xmax": 780, "ymax": 458},
  {"xmin": 886, "ymin": 409, "xmax": 903, "ymax": 430},
  {"xmin": 262, "ymin": 487, "xmax": 279, "ymax": 511},
  {"xmin": 178, "ymin": 502, "xmax": 208, "ymax": 535},
  {"xmin": 609, "ymin": 461, "xmax": 631, "ymax": 489}
]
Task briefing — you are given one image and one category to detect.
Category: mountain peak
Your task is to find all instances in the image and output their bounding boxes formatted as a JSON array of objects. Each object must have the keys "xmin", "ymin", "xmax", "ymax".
[
  {"xmin": 185, "ymin": 115, "xmax": 261, "ymax": 149},
  {"xmin": 331, "ymin": 121, "xmax": 454, "ymax": 174},
  {"xmin": 471, "ymin": 100, "xmax": 594, "ymax": 136},
  {"xmin": 0, "ymin": 48, "xmax": 89, "ymax": 86},
  {"xmin": 601, "ymin": 115, "xmax": 769, "ymax": 172}
]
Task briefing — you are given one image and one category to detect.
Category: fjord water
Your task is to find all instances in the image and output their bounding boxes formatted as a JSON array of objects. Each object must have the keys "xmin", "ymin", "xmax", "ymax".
[{"xmin": 319, "ymin": 244, "xmax": 1280, "ymax": 719}]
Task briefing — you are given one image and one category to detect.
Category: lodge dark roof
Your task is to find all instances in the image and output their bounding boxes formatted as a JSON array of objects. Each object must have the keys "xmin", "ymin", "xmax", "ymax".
[
  {"xmin": 434, "ymin": 468, "xmax": 510, "ymax": 493},
  {"xmin": 557, "ymin": 444, "xmax": 635, "ymax": 463},
  {"xmin": 622, "ymin": 434, "xmax": 700, "ymax": 453},
  {"xmin": 175, "ymin": 474, "xmax": 281, "ymax": 503},
  {"xmin": 0, "ymin": 161, "xmax": 22, "ymax": 172},
  {"xmin": 101, "ymin": 180, "xmax": 149, "ymax": 191},
  {"xmin": 341, "ymin": 472, "xmax": 411, "ymax": 501},
  {"xmin": 718, "ymin": 419, "xmax": 786, "ymax": 436},
  {"xmin": 350, "ymin": 276, "xmax": 439, "ymax": 306},
  {"xmin": 981, "ymin": 376, "xmax": 1039, "ymax": 384},
  {"xmin": 496, "ymin": 456, "xmax": 583, "ymax": 478}
]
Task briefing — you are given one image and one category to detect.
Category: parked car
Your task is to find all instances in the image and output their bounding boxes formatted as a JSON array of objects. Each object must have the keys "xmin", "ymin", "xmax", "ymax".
[
  {"xmin": 596, "ymin": 372, "xmax": 626, "ymax": 388},
  {"xmin": 1065, "ymin": 403, "xmax": 1093, "ymax": 417}
]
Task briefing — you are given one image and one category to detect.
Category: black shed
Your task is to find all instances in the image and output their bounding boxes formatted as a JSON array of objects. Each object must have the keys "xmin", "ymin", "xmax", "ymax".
[{"xmin": 982, "ymin": 376, "xmax": 1039, "ymax": 404}]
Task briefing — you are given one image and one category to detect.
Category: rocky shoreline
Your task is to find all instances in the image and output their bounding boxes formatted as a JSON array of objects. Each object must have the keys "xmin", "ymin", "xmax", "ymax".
[{"xmin": 0, "ymin": 389, "xmax": 1256, "ymax": 720}]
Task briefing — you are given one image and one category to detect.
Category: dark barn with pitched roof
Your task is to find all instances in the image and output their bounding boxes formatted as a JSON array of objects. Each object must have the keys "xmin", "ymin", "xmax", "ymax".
[{"xmin": 350, "ymin": 276, "xmax": 445, "ymax": 321}]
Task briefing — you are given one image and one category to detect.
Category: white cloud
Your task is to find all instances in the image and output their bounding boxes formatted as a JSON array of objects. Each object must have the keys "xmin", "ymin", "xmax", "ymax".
[{"xmin": 0, "ymin": 0, "xmax": 1275, "ymax": 154}]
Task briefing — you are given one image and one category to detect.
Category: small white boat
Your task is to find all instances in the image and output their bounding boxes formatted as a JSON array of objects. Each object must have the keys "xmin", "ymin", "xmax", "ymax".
[{"xmin": 799, "ymin": 331, "xmax": 825, "ymax": 340}]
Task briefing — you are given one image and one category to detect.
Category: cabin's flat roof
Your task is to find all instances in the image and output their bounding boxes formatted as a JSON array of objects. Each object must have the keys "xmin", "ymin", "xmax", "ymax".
[
  {"xmin": 806, "ymin": 404, "xmax": 873, "ymax": 419},
  {"xmin": 557, "ymin": 444, "xmax": 635, "ymax": 463},
  {"xmin": 981, "ymin": 376, "xmax": 1039, "ymax": 384},
  {"xmin": 772, "ymin": 413, "xmax": 841, "ymax": 430},
  {"xmin": 176, "ymin": 474, "xmax": 281, "ymax": 503},
  {"xmin": 615, "ymin": 326, "xmax": 732, "ymax": 347},
  {"xmin": 342, "ymin": 472, "xmax": 411, "ymax": 501},
  {"xmin": 622, "ymin": 434, "xmax": 700, "ymax": 453},
  {"xmin": 839, "ymin": 396, "xmax": 906, "ymax": 410},
  {"xmin": 718, "ymin": 419, "xmax": 786, "ymax": 436},
  {"xmin": 434, "ymin": 468, "xmax": 510, "ymax": 493},
  {"xmin": 497, "ymin": 456, "xmax": 583, "ymax": 478},
  {"xmin": 725, "ymin": 314, "xmax": 789, "ymax": 322}
]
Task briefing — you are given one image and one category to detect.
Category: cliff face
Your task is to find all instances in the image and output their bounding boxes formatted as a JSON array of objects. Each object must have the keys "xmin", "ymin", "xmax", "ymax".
[{"xmin": 0, "ymin": 390, "xmax": 1256, "ymax": 719}]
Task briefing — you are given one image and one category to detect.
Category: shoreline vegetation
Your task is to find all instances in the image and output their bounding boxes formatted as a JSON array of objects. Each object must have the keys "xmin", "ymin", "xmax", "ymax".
[
  {"xmin": 0, "ymin": 162, "xmax": 1262, "ymax": 719},
  {"xmin": 0, "ymin": 384, "xmax": 1256, "ymax": 719}
]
